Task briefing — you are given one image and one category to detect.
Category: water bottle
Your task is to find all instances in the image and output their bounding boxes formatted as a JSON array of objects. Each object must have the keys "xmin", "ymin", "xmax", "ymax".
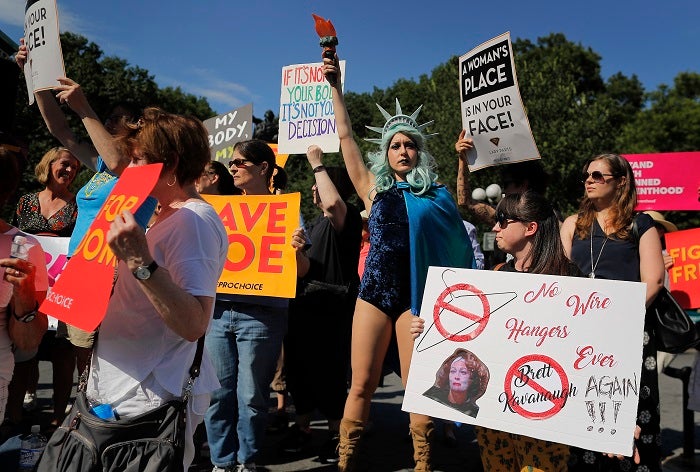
[
  {"xmin": 18, "ymin": 424, "xmax": 47, "ymax": 472},
  {"xmin": 10, "ymin": 234, "xmax": 31, "ymax": 261},
  {"xmin": 88, "ymin": 396, "xmax": 118, "ymax": 421}
]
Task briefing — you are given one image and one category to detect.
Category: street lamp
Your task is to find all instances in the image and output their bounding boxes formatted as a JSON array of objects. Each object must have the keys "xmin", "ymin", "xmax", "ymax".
[{"xmin": 472, "ymin": 183, "xmax": 503, "ymax": 204}]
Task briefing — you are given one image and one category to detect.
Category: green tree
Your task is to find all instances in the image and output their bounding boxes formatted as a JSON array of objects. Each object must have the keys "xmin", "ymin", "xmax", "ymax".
[{"xmin": 512, "ymin": 33, "xmax": 644, "ymax": 216}]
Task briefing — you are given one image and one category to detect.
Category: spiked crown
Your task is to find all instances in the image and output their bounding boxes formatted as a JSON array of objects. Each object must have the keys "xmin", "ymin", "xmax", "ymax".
[{"xmin": 364, "ymin": 98, "xmax": 437, "ymax": 145}]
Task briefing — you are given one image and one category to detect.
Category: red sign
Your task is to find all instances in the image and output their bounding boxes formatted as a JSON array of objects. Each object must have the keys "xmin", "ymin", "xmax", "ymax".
[
  {"xmin": 433, "ymin": 283, "xmax": 491, "ymax": 342},
  {"xmin": 623, "ymin": 152, "xmax": 700, "ymax": 211},
  {"xmin": 504, "ymin": 354, "xmax": 569, "ymax": 420},
  {"xmin": 666, "ymin": 228, "xmax": 700, "ymax": 309},
  {"xmin": 40, "ymin": 164, "xmax": 162, "ymax": 331}
]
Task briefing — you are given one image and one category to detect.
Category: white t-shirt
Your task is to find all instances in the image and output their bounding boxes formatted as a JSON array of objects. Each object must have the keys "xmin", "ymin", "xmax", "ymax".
[
  {"xmin": 0, "ymin": 227, "xmax": 49, "ymax": 381},
  {"xmin": 87, "ymin": 201, "xmax": 227, "ymax": 403}
]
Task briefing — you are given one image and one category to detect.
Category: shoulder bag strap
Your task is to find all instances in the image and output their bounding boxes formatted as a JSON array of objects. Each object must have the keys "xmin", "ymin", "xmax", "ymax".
[
  {"xmin": 631, "ymin": 214, "xmax": 640, "ymax": 245},
  {"xmin": 78, "ymin": 333, "xmax": 206, "ymax": 401}
]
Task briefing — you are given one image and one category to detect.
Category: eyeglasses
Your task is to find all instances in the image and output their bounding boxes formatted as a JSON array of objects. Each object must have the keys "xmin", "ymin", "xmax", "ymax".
[
  {"xmin": 228, "ymin": 158, "xmax": 256, "ymax": 168},
  {"xmin": 496, "ymin": 211, "xmax": 523, "ymax": 228},
  {"xmin": 581, "ymin": 171, "xmax": 616, "ymax": 184}
]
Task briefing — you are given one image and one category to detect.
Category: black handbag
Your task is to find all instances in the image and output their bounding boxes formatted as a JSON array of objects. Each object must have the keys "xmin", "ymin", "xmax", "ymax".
[
  {"xmin": 631, "ymin": 216, "xmax": 700, "ymax": 354},
  {"xmin": 648, "ymin": 286, "xmax": 700, "ymax": 354},
  {"xmin": 36, "ymin": 337, "xmax": 204, "ymax": 472}
]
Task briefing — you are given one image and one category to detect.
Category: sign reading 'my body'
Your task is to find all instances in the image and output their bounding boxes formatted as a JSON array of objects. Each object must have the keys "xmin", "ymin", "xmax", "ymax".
[
  {"xmin": 203, "ymin": 104, "xmax": 254, "ymax": 162},
  {"xmin": 403, "ymin": 267, "xmax": 646, "ymax": 456},
  {"xmin": 459, "ymin": 32, "xmax": 539, "ymax": 171}
]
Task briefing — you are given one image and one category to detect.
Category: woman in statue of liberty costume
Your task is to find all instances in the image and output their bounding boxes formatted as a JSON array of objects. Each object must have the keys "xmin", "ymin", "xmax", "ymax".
[{"xmin": 323, "ymin": 55, "xmax": 475, "ymax": 472}]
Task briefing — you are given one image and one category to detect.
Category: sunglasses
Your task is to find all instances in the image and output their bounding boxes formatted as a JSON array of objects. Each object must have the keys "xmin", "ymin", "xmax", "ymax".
[
  {"xmin": 581, "ymin": 171, "xmax": 616, "ymax": 183},
  {"xmin": 228, "ymin": 158, "xmax": 256, "ymax": 168},
  {"xmin": 496, "ymin": 211, "xmax": 523, "ymax": 228}
]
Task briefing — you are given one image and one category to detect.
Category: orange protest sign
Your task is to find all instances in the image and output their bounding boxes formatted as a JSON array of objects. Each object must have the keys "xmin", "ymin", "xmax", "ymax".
[
  {"xmin": 204, "ymin": 193, "xmax": 300, "ymax": 298},
  {"xmin": 268, "ymin": 143, "xmax": 290, "ymax": 169},
  {"xmin": 39, "ymin": 164, "xmax": 162, "ymax": 331},
  {"xmin": 666, "ymin": 227, "xmax": 700, "ymax": 309}
]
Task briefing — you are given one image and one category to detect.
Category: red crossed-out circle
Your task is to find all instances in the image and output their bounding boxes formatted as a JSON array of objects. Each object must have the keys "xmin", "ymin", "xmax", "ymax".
[
  {"xmin": 504, "ymin": 354, "xmax": 569, "ymax": 420},
  {"xmin": 432, "ymin": 283, "xmax": 491, "ymax": 342}
]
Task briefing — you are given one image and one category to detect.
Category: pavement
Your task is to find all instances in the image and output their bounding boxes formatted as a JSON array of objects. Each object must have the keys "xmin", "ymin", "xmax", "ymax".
[{"xmin": 1, "ymin": 350, "xmax": 698, "ymax": 471}]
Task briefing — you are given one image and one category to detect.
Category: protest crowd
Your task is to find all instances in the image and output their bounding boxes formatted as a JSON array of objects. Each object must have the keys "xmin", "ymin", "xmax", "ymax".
[{"xmin": 1, "ymin": 17, "xmax": 700, "ymax": 472}]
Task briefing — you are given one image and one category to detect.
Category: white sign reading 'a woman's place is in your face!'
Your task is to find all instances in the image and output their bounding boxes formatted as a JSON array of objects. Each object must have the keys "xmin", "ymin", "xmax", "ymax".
[{"xmin": 403, "ymin": 267, "xmax": 646, "ymax": 457}]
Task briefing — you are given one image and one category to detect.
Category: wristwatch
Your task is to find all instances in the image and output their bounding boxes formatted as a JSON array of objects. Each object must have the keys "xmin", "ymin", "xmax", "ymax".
[
  {"xmin": 132, "ymin": 260, "xmax": 158, "ymax": 281},
  {"xmin": 14, "ymin": 303, "xmax": 38, "ymax": 323}
]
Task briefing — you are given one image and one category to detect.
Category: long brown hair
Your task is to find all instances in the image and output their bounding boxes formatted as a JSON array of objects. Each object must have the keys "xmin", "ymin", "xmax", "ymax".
[{"xmin": 575, "ymin": 153, "xmax": 637, "ymax": 240}]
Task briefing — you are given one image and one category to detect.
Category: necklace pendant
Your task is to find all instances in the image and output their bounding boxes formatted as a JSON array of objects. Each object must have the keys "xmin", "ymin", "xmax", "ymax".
[{"xmin": 588, "ymin": 272, "xmax": 595, "ymax": 279}]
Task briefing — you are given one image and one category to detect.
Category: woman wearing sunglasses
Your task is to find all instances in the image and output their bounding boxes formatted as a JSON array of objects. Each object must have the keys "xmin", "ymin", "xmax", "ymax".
[
  {"xmin": 204, "ymin": 140, "xmax": 308, "ymax": 472},
  {"xmin": 561, "ymin": 153, "xmax": 665, "ymax": 472},
  {"xmin": 411, "ymin": 190, "xmax": 578, "ymax": 470},
  {"xmin": 475, "ymin": 191, "xmax": 579, "ymax": 471}
]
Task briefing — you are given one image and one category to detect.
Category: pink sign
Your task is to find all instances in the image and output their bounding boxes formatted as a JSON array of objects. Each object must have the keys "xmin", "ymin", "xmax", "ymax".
[{"xmin": 623, "ymin": 152, "xmax": 700, "ymax": 211}]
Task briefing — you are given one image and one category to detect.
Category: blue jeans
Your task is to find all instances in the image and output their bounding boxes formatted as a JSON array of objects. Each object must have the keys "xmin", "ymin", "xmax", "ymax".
[{"xmin": 204, "ymin": 300, "xmax": 287, "ymax": 467}]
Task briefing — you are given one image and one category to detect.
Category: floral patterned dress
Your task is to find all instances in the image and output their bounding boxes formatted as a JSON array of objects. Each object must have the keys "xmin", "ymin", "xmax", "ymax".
[{"xmin": 14, "ymin": 192, "xmax": 78, "ymax": 237}]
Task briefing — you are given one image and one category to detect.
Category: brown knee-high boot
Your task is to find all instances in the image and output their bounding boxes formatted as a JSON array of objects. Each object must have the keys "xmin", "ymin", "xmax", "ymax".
[
  {"xmin": 410, "ymin": 419, "xmax": 434, "ymax": 472},
  {"xmin": 338, "ymin": 417, "xmax": 364, "ymax": 472}
]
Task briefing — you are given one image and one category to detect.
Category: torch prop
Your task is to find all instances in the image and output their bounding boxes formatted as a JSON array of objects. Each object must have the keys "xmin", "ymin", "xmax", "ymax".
[{"xmin": 312, "ymin": 13, "xmax": 338, "ymax": 86}]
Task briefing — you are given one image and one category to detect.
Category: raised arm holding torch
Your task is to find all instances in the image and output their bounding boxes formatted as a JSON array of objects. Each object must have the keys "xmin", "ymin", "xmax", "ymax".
[{"xmin": 312, "ymin": 13, "xmax": 339, "ymax": 86}]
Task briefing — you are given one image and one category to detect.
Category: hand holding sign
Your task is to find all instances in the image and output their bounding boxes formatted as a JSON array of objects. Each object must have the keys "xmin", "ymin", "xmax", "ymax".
[
  {"xmin": 106, "ymin": 209, "xmax": 152, "ymax": 272},
  {"xmin": 40, "ymin": 164, "xmax": 162, "ymax": 331},
  {"xmin": 22, "ymin": 0, "xmax": 66, "ymax": 104}
]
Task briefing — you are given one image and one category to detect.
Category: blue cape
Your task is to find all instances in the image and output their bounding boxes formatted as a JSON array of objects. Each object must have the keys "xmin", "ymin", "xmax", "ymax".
[{"xmin": 397, "ymin": 182, "xmax": 475, "ymax": 315}]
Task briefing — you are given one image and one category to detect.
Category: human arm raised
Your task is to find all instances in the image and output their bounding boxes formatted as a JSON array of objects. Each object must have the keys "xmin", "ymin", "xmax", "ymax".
[
  {"xmin": 306, "ymin": 145, "xmax": 347, "ymax": 232},
  {"xmin": 324, "ymin": 55, "xmax": 374, "ymax": 212},
  {"xmin": 16, "ymin": 40, "xmax": 126, "ymax": 174},
  {"xmin": 54, "ymin": 77, "xmax": 128, "ymax": 175},
  {"xmin": 456, "ymin": 129, "xmax": 496, "ymax": 225},
  {"xmin": 16, "ymin": 40, "xmax": 98, "ymax": 170}
]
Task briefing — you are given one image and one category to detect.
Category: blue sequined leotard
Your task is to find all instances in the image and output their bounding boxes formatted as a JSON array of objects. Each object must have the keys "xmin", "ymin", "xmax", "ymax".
[{"xmin": 358, "ymin": 186, "xmax": 411, "ymax": 321}]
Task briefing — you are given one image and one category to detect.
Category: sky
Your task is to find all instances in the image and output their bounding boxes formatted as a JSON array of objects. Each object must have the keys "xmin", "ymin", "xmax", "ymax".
[{"xmin": 1, "ymin": 0, "xmax": 699, "ymax": 119}]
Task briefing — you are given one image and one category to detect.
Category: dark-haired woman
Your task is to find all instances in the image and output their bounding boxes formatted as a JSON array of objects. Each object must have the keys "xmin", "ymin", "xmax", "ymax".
[
  {"xmin": 196, "ymin": 160, "xmax": 241, "ymax": 196},
  {"xmin": 561, "ymin": 154, "xmax": 664, "ymax": 472},
  {"xmin": 413, "ymin": 188, "xmax": 578, "ymax": 471},
  {"xmin": 204, "ymin": 139, "xmax": 308, "ymax": 472}
]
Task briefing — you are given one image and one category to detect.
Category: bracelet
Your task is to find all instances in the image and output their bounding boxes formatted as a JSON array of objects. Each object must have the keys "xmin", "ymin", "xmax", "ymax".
[
  {"xmin": 313, "ymin": 165, "xmax": 326, "ymax": 174},
  {"xmin": 13, "ymin": 302, "xmax": 39, "ymax": 323}
]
